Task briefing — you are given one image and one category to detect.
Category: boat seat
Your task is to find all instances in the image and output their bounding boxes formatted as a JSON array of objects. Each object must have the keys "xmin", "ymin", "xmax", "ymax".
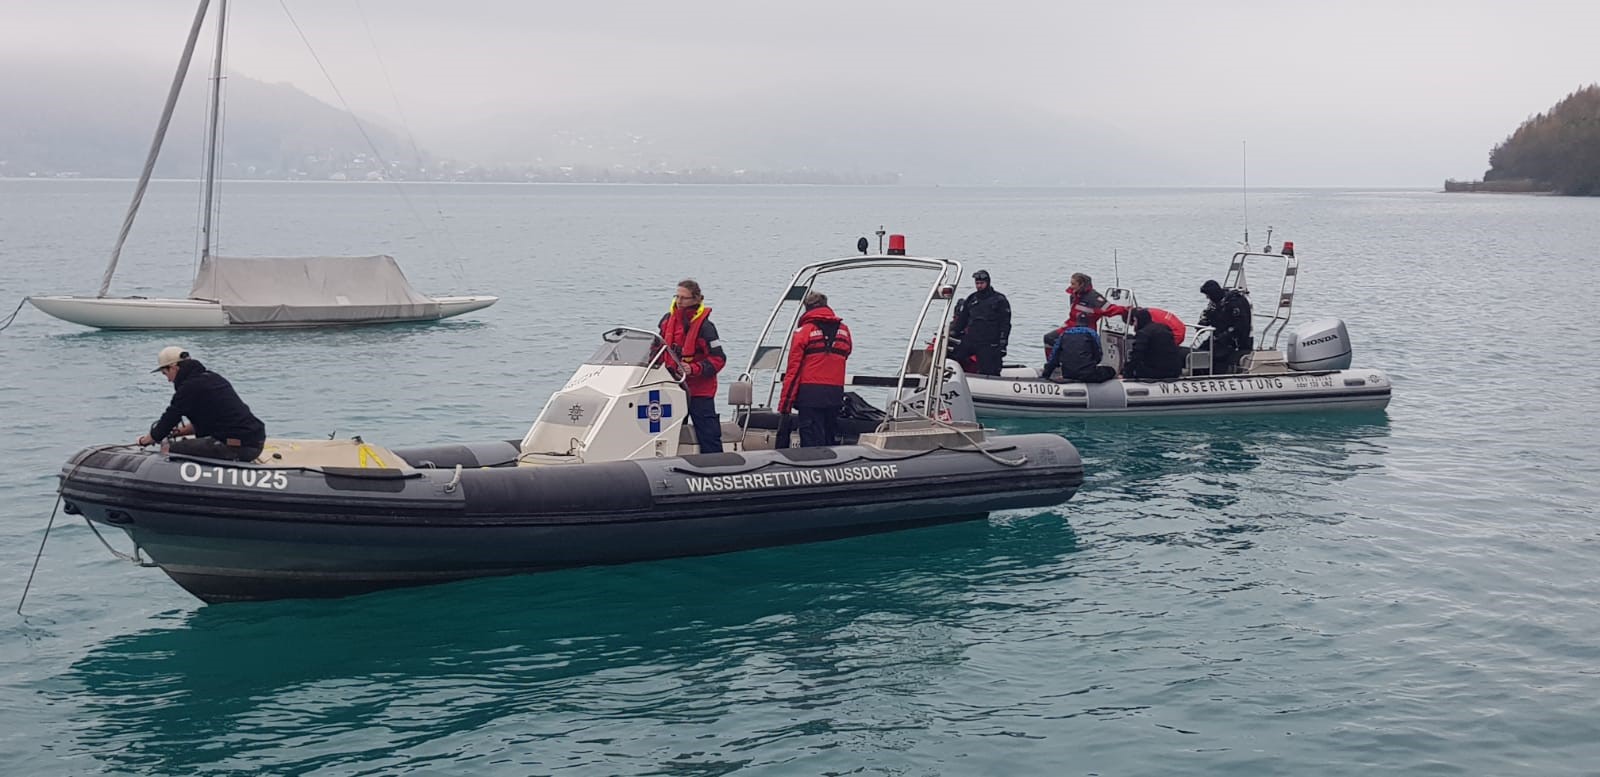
[
  {"xmin": 1243, "ymin": 350, "xmax": 1286, "ymax": 373},
  {"xmin": 675, "ymin": 420, "xmax": 754, "ymax": 449},
  {"xmin": 733, "ymin": 408, "xmax": 881, "ymax": 440},
  {"xmin": 739, "ymin": 428, "xmax": 779, "ymax": 451}
]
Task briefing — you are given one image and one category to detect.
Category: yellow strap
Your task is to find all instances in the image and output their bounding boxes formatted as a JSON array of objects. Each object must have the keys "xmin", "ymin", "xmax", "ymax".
[{"xmin": 357, "ymin": 444, "xmax": 387, "ymax": 469}]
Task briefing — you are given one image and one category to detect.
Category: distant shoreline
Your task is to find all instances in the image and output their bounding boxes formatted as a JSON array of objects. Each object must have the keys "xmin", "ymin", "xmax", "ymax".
[
  {"xmin": 0, "ymin": 177, "xmax": 1447, "ymax": 190},
  {"xmin": 1442, "ymin": 178, "xmax": 1553, "ymax": 194}
]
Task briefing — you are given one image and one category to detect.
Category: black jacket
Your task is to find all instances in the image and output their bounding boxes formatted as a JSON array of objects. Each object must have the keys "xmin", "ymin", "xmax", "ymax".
[
  {"xmin": 1125, "ymin": 322, "xmax": 1186, "ymax": 380},
  {"xmin": 1199, "ymin": 289, "xmax": 1253, "ymax": 347},
  {"xmin": 951, "ymin": 286, "xmax": 1012, "ymax": 349},
  {"xmin": 1050, "ymin": 326, "xmax": 1104, "ymax": 378},
  {"xmin": 151, "ymin": 360, "xmax": 267, "ymax": 445}
]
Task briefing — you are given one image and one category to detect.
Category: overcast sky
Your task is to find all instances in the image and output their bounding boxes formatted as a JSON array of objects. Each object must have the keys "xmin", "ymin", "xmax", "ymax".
[{"xmin": 6, "ymin": 0, "xmax": 1596, "ymax": 185}]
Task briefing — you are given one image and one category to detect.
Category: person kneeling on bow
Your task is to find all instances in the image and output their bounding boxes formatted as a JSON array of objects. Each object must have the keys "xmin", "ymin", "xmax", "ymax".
[{"xmin": 136, "ymin": 346, "xmax": 267, "ymax": 462}]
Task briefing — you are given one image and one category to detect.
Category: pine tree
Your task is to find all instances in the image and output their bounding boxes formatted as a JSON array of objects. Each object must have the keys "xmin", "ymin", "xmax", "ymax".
[{"xmin": 1485, "ymin": 85, "xmax": 1600, "ymax": 196}]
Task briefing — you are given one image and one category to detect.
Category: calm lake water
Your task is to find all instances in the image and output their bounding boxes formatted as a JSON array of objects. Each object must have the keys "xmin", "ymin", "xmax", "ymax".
[{"xmin": 2, "ymin": 180, "xmax": 1598, "ymax": 775}]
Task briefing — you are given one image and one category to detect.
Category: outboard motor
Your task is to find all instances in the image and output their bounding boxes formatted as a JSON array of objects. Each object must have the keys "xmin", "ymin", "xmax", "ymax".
[
  {"xmin": 896, "ymin": 360, "xmax": 979, "ymax": 424},
  {"xmin": 1286, "ymin": 317, "xmax": 1353, "ymax": 371}
]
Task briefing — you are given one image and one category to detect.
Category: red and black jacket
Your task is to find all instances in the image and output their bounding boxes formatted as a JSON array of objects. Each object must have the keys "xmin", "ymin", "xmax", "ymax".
[
  {"xmin": 781, "ymin": 306, "xmax": 853, "ymax": 412},
  {"xmin": 1064, "ymin": 286, "xmax": 1128, "ymax": 331},
  {"xmin": 659, "ymin": 303, "xmax": 727, "ymax": 399}
]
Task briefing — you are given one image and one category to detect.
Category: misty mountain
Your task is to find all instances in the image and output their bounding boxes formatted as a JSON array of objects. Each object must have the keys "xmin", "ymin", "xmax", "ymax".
[
  {"xmin": 1, "ymin": 53, "xmax": 1187, "ymax": 185},
  {"xmin": 441, "ymin": 91, "xmax": 1195, "ymax": 186},
  {"xmin": 0, "ymin": 54, "xmax": 410, "ymax": 178}
]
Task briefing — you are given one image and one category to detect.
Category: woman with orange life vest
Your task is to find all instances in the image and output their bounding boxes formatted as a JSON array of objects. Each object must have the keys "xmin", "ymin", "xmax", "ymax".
[
  {"xmin": 659, "ymin": 279, "xmax": 728, "ymax": 453},
  {"xmin": 781, "ymin": 291, "xmax": 853, "ymax": 447}
]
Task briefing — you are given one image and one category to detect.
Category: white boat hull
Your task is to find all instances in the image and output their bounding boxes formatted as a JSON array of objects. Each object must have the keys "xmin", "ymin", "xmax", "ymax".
[
  {"xmin": 964, "ymin": 367, "xmax": 1392, "ymax": 418},
  {"xmin": 27, "ymin": 295, "xmax": 497, "ymax": 330}
]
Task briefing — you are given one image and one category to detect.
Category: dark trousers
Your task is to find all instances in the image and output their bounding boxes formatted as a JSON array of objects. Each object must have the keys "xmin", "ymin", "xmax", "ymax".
[
  {"xmin": 1198, "ymin": 335, "xmax": 1252, "ymax": 375},
  {"xmin": 687, "ymin": 396, "xmax": 723, "ymax": 454},
  {"xmin": 1041, "ymin": 329, "xmax": 1062, "ymax": 358},
  {"xmin": 1212, "ymin": 345, "xmax": 1244, "ymax": 374},
  {"xmin": 952, "ymin": 340, "xmax": 1004, "ymax": 375},
  {"xmin": 796, "ymin": 403, "xmax": 840, "ymax": 448},
  {"xmin": 1065, "ymin": 365, "xmax": 1118, "ymax": 383},
  {"xmin": 168, "ymin": 436, "xmax": 263, "ymax": 462},
  {"xmin": 1042, "ymin": 353, "xmax": 1117, "ymax": 384}
]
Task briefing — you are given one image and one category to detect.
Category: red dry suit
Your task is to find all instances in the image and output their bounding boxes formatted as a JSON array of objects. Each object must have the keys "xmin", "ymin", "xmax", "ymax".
[
  {"xmin": 1046, "ymin": 285, "xmax": 1130, "ymax": 356},
  {"xmin": 1143, "ymin": 307, "xmax": 1187, "ymax": 346},
  {"xmin": 781, "ymin": 306, "xmax": 853, "ymax": 413},
  {"xmin": 1063, "ymin": 285, "xmax": 1128, "ymax": 331}
]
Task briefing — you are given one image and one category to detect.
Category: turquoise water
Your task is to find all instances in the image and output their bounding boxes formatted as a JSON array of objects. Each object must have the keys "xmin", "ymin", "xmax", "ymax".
[{"xmin": 3, "ymin": 181, "xmax": 1598, "ymax": 775}]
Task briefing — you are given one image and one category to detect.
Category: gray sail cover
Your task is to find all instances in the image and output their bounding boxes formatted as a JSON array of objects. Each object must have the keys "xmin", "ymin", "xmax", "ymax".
[{"xmin": 189, "ymin": 255, "xmax": 441, "ymax": 324}]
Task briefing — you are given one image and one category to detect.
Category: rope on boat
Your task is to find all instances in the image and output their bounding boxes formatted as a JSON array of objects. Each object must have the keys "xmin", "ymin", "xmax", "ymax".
[
  {"xmin": 70, "ymin": 444, "xmax": 153, "ymax": 567},
  {"xmin": 16, "ymin": 495, "xmax": 61, "ymax": 616},
  {"xmin": 15, "ymin": 447, "xmax": 148, "ymax": 617},
  {"xmin": 880, "ymin": 398, "xmax": 1029, "ymax": 468},
  {"xmin": 930, "ymin": 418, "xmax": 1028, "ymax": 468},
  {"xmin": 0, "ymin": 297, "xmax": 27, "ymax": 333},
  {"xmin": 83, "ymin": 518, "xmax": 150, "ymax": 566}
]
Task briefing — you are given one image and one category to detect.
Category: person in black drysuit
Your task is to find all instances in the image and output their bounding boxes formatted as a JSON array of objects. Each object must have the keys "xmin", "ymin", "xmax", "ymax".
[
  {"xmin": 1040, "ymin": 326, "xmax": 1116, "ymax": 383},
  {"xmin": 949, "ymin": 269, "xmax": 1012, "ymax": 375},
  {"xmin": 1122, "ymin": 307, "xmax": 1186, "ymax": 380},
  {"xmin": 1198, "ymin": 279, "xmax": 1254, "ymax": 374},
  {"xmin": 136, "ymin": 346, "xmax": 267, "ymax": 462}
]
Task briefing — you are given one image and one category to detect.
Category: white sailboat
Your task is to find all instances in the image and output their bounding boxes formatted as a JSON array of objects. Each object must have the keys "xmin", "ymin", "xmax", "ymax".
[{"xmin": 27, "ymin": 0, "xmax": 497, "ymax": 330}]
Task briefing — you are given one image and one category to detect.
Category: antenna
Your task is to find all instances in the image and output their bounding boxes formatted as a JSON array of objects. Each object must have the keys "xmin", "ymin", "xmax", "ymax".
[
  {"xmin": 1241, "ymin": 140, "xmax": 1249, "ymax": 250},
  {"xmin": 1112, "ymin": 249, "xmax": 1121, "ymax": 288},
  {"xmin": 875, "ymin": 225, "xmax": 886, "ymax": 254}
]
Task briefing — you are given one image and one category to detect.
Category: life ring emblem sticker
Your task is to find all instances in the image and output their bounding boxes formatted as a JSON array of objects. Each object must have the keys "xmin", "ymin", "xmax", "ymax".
[{"xmin": 637, "ymin": 389, "xmax": 674, "ymax": 433}]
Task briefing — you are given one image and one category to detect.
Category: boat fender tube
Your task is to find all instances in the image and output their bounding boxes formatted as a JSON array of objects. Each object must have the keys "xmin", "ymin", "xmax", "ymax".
[
  {"xmin": 776, "ymin": 447, "xmax": 840, "ymax": 463},
  {"xmin": 459, "ymin": 461, "xmax": 654, "ymax": 515},
  {"xmin": 679, "ymin": 452, "xmax": 747, "ymax": 468},
  {"xmin": 322, "ymin": 467, "xmax": 417, "ymax": 493},
  {"xmin": 392, "ymin": 441, "xmax": 522, "ymax": 469},
  {"xmin": 81, "ymin": 449, "xmax": 145, "ymax": 473}
]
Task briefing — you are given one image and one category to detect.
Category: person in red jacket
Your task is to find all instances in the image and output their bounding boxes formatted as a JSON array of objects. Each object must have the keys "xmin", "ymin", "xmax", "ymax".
[
  {"xmin": 659, "ymin": 279, "xmax": 728, "ymax": 453},
  {"xmin": 1126, "ymin": 306, "xmax": 1187, "ymax": 346},
  {"xmin": 781, "ymin": 292, "xmax": 853, "ymax": 447},
  {"xmin": 1043, "ymin": 272, "xmax": 1128, "ymax": 356}
]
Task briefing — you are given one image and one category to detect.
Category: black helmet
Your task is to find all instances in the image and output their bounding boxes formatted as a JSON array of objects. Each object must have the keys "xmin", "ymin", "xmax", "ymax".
[
  {"xmin": 1200, "ymin": 279, "xmax": 1223, "ymax": 297},
  {"xmin": 973, "ymin": 269, "xmax": 991, "ymax": 282}
]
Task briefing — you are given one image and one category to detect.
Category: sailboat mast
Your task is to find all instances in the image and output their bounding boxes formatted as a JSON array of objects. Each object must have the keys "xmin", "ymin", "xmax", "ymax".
[
  {"xmin": 96, "ymin": 0, "xmax": 213, "ymax": 298},
  {"xmin": 199, "ymin": 0, "xmax": 228, "ymax": 260}
]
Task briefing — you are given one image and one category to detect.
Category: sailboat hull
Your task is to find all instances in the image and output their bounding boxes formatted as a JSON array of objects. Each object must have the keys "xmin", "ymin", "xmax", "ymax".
[{"xmin": 28, "ymin": 295, "xmax": 497, "ymax": 330}]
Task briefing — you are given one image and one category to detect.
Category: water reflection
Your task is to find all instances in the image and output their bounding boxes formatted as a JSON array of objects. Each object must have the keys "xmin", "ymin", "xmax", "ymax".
[
  {"xmin": 994, "ymin": 412, "xmax": 1393, "ymax": 554},
  {"xmin": 55, "ymin": 516, "xmax": 1079, "ymax": 774}
]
